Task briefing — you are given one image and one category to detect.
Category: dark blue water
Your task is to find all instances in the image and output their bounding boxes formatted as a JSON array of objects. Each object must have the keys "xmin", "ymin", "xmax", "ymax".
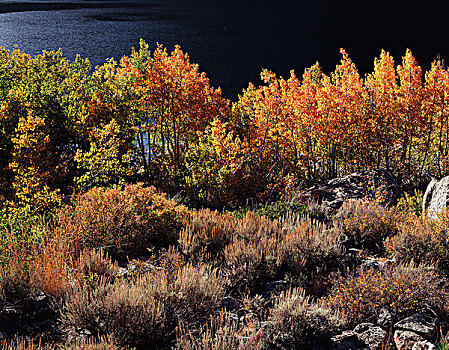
[{"xmin": 0, "ymin": 0, "xmax": 448, "ymax": 99}]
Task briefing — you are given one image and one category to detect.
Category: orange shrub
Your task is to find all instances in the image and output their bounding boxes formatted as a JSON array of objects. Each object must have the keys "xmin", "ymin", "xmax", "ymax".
[
  {"xmin": 335, "ymin": 199, "xmax": 402, "ymax": 254},
  {"xmin": 322, "ymin": 263, "xmax": 447, "ymax": 326},
  {"xmin": 28, "ymin": 224, "xmax": 72, "ymax": 297},
  {"xmin": 55, "ymin": 184, "xmax": 187, "ymax": 259},
  {"xmin": 386, "ymin": 209, "xmax": 449, "ymax": 274}
]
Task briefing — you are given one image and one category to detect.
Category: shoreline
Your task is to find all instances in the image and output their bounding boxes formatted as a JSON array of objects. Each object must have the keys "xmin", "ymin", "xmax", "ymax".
[{"xmin": 0, "ymin": 1, "xmax": 162, "ymax": 14}]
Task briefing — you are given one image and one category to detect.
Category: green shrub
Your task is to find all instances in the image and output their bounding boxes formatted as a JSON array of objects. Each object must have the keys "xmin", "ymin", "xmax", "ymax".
[
  {"xmin": 54, "ymin": 184, "xmax": 187, "ymax": 259},
  {"xmin": 231, "ymin": 200, "xmax": 311, "ymax": 221},
  {"xmin": 396, "ymin": 189, "xmax": 423, "ymax": 216}
]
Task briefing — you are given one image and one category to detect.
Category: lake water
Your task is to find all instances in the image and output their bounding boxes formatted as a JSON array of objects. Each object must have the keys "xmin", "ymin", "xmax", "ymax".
[{"xmin": 0, "ymin": 0, "xmax": 448, "ymax": 99}]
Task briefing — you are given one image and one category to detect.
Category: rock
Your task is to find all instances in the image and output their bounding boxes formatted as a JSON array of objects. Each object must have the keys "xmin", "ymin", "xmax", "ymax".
[
  {"xmin": 377, "ymin": 308, "xmax": 393, "ymax": 329},
  {"xmin": 423, "ymin": 176, "xmax": 449, "ymax": 219},
  {"xmin": 353, "ymin": 323, "xmax": 387, "ymax": 349},
  {"xmin": 331, "ymin": 324, "xmax": 387, "ymax": 350},
  {"xmin": 394, "ymin": 309, "xmax": 438, "ymax": 339},
  {"xmin": 239, "ymin": 311, "xmax": 260, "ymax": 328},
  {"xmin": 263, "ymin": 280, "xmax": 288, "ymax": 292},
  {"xmin": 361, "ymin": 257, "xmax": 396, "ymax": 270},
  {"xmin": 300, "ymin": 169, "xmax": 399, "ymax": 213},
  {"xmin": 220, "ymin": 296, "xmax": 240, "ymax": 311},
  {"xmin": 412, "ymin": 341, "xmax": 435, "ymax": 350},
  {"xmin": 331, "ymin": 331, "xmax": 369, "ymax": 350},
  {"xmin": 394, "ymin": 330, "xmax": 425, "ymax": 350}
]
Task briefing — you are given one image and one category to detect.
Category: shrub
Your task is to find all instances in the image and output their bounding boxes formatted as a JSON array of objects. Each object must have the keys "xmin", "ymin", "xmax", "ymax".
[
  {"xmin": 1, "ymin": 335, "xmax": 130, "ymax": 349},
  {"xmin": 28, "ymin": 224, "xmax": 73, "ymax": 297},
  {"xmin": 223, "ymin": 239, "xmax": 266, "ymax": 293},
  {"xmin": 322, "ymin": 263, "xmax": 447, "ymax": 326},
  {"xmin": 175, "ymin": 311, "xmax": 267, "ymax": 350},
  {"xmin": 279, "ymin": 217, "xmax": 343, "ymax": 284},
  {"xmin": 0, "ymin": 224, "xmax": 31, "ymax": 303},
  {"xmin": 386, "ymin": 209, "xmax": 449, "ymax": 274},
  {"xmin": 61, "ymin": 274, "xmax": 169, "ymax": 346},
  {"xmin": 70, "ymin": 247, "xmax": 118, "ymax": 287},
  {"xmin": 178, "ymin": 209, "xmax": 235, "ymax": 262},
  {"xmin": 396, "ymin": 189, "xmax": 423, "ymax": 216},
  {"xmin": 335, "ymin": 199, "xmax": 403, "ymax": 254},
  {"xmin": 233, "ymin": 211, "xmax": 285, "ymax": 244},
  {"xmin": 171, "ymin": 263, "xmax": 227, "ymax": 327},
  {"xmin": 62, "ymin": 257, "xmax": 226, "ymax": 346},
  {"xmin": 55, "ymin": 184, "xmax": 187, "ymax": 259},
  {"xmin": 255, "ymin": 201, "xmax": 311, "ymax": 222},
  {"xmin": 267, "ymin": 288, "xmax": 345, "ymax": 349},
  {"xmin": 385, "ymin": 215, "xmax": 438, "ymax": 266}
]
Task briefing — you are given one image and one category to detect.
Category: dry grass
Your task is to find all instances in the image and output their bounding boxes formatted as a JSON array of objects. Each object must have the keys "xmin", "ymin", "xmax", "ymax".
[
  {"xmin": 175, "ymin": 311, "xmax": 266, "ymax": 350},
  {"xmin": 0, "ymin": 335, "xmax": 130, "ymax": 349},
  {"xmin": 61, "ymin": 256, "xmax": 226, "ymax": 346},
  {"xmin": 267, "ymin": 288, "xmax": 345, "ymax": 349},
  {"xmin": 178, "ymin": 209, "xmax": 235, "ymax": 262}
]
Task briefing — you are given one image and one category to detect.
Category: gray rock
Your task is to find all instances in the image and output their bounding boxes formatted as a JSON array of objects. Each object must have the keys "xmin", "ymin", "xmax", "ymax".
[
  {"xmin": 394, "ymin": 309, "xmax": 438, "ymax": 339},
  {"xmin": 331, "ymin": 331, "xmax": 369, "ymax": 350},
  {"xmin": 412, "ymin": 341, "xmax": 435, "ymax": 350},
  {"xmin": 221, "ymin": 296, "xmax": 240, "ymax": 311},
  {"xmin": 394, "ymin": 330, "xmax": 425, "ymax": 350},
  {"xmin": 301, "ymin": 169, "xmax": 399, "ymax": 213},
  {"xmin": 264, "ymin": 280, "xmax": 288, "ymax": 292},
  {"xmin": 332, "ymin": 324, "xmax": 386, "ymax": 350},
  {"xmin": 377, "ymin": 308, "xmax": 393, "ymax": 329},
  {"xmin": 423, "ymin": 177, "xmax": 449, "ymax": 219},
  {"xmin": 353, "ymin": 323, "xmax": 387, "ymax": 349}
]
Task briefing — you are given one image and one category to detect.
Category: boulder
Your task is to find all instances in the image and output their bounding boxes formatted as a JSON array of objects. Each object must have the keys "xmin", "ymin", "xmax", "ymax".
[
  {"xmin": 353, "ymin": 323, "xmax": 387, "ymax": 349},
  {"xmin": 377, "ymin": 308, "xmax": 393, "ymax": 329},
  {"xmin": 220, "ymin": 296, "xmax": 240, "ymax": 312},
  {"xmin": 332, "ymin": 323, "xmax": 387, "ymax": 350},
  {"xmin": 394, "ymin": 330, "xmax": 425, "ymax": 350},
  {"xmin": 332, "ymin": 331, "xmax": 369, "ymax": 350},
  {"xmin": 300, "ymin": 169, "xmax": 399, "ymax": 212},
  {"xmin": 423, "ymin": 176, "xmax": 449, "ymax": 219},
  {"xmin": 412, "ymin": 341, "xmax": 435, "ymax": 350},
  {"xmin": 394, "ymin": 309, "xmax": 437, "ymax": 339},
  {"xmin": 263, "ymin": 280, "xmax": 288, "ymax": 292}
]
